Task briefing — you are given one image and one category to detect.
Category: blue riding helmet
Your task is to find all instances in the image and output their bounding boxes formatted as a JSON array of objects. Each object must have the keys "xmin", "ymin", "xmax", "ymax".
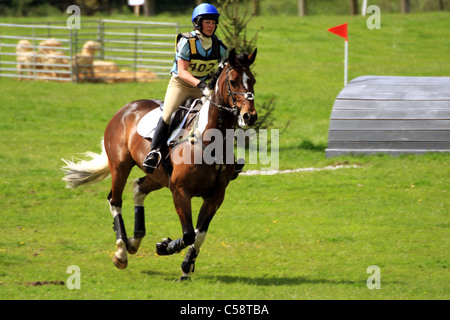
[{"xmin": 191, "ymin": 3, "xmax": 220, "ymax": 34}]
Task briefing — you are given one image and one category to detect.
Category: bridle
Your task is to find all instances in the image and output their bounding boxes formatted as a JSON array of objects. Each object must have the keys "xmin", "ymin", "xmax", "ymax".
[
  {"xmin": 207, "ymin": 63, "xmax": 255, "ymax": 117},
  {"xmin": 225, "ymin": 64, "xmax": 255, "ymax": 112}
]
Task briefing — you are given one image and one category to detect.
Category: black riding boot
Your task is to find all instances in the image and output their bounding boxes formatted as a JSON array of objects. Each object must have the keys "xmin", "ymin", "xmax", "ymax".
[{"xmin": 143, "ymin": 117, "xmax": 169, "ymax": 173}]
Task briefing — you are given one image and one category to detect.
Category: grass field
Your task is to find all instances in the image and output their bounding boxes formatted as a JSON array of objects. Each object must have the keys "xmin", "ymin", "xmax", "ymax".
[{"xmin": 0, "ymin": 12, "xmax": 449, "ymax": 300}]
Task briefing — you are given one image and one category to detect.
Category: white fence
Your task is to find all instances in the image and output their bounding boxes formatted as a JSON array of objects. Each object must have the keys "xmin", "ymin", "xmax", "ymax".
[{"xmin": 0, "ymin": 19, "xmax": 181, "ymax": 83}]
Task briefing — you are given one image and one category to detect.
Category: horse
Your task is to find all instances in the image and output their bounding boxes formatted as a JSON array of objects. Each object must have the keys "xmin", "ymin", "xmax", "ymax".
[{"xmin": 62, "ymin": 48, "xmax": 257, "ymax": 281}]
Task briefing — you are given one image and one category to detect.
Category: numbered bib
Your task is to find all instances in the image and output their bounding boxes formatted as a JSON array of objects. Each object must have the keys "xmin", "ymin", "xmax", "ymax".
[{"xmin": 188, "ymin": 59, "xmax": 218, "ymax": 78}]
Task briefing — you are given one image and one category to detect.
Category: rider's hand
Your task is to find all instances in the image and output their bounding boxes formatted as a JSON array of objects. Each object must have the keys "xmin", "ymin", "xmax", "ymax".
[{"xmin": 196, "ymin": 81, "xmax": 207, "ymax": 90}]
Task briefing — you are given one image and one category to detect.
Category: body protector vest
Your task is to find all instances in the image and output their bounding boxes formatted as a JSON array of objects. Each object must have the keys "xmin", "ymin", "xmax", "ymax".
[{"xmin": 176, "ymin": 32, "xmax": 227, "ymax": 79}]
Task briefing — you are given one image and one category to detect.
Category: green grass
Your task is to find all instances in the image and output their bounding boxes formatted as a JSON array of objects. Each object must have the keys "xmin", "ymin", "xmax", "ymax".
[{"xmin": 0, "ymin": 12, "xmax": 449, "ymax": 300}]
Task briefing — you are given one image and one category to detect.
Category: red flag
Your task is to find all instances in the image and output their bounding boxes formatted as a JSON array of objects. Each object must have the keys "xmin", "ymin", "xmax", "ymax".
[{"xmin": 328, "ymin": 23, "xmax": 348, "ymax": 41}]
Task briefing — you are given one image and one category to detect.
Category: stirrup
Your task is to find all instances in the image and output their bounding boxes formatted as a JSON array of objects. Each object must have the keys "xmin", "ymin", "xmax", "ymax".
[{"xmin": 143, "ymin": 150, "xmax": 161, "ymax": 173}]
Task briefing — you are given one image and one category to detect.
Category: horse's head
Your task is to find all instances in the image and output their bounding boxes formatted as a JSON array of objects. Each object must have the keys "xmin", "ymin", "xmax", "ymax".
[{"xmin": 218, "ymin": 48, "xmax": 258, "ymax": 128}]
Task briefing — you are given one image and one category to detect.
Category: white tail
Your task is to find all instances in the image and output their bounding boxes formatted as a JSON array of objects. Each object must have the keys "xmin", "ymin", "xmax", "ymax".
[{"xmin": 61, "ymin": 139, "xmax": 110, "ymax": 188}]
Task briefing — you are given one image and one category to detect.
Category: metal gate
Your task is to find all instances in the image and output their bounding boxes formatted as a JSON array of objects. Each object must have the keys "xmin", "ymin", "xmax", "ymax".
[{"xmin": 0, "ymin": 19, "xmax": 180, "ymax": 83}]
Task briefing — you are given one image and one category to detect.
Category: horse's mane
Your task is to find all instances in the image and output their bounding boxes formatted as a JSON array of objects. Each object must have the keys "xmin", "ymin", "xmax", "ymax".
[{"xmin": 207, "ymin": 52, "xmax": 251, "ymax": 90}]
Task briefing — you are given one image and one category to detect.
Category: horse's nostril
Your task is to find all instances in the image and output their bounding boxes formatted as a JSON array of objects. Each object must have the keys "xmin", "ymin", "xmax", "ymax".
[{"xmin": 242, "ymin": 113, "xmax": 257, "ymax": 126}]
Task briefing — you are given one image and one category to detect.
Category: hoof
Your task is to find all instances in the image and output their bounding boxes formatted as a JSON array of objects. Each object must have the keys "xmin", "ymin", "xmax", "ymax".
[
  {"xmin": 127, "ymin": 237, "xmax": 143, "ymax": 255},
  {"xmin": 156, "ymin": 238, "xmax": 172, "ymax": 256},
  {"xmin": 128, "ymin": 246, "xmax": 138, "ymax": 255},
  {"xmin": 113, "ymin": 239, "xmax": 128, "ymax": 269},
  {"xmin": 113, "ymin": 254, "xmax": 128, "ymax": 269},
  {"xmin": 177, "ymin": 276, "xmax": 191, "ymax": 282}
]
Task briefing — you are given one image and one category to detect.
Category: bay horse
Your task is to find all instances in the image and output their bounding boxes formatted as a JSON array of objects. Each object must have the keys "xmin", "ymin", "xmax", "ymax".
[{"xmin": 62, "ymin": 48, "xmax": 257, "ymax": 280}]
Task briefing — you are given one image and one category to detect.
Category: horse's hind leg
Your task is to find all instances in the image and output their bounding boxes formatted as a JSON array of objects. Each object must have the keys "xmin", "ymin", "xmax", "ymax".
[
  {"xmin": 108, "ymin": 161, "xmax": 133, "ymax": 269},
  {"xmin": 128, "ymin": 177, "xmax": 146, "ymax": 254},
  {"xmin": 128, "ymin": 176, "xmax": 163, "ymax": 254}
]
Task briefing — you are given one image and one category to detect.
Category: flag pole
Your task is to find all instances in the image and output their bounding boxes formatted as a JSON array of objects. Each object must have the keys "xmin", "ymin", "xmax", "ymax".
[
  {"xmin": 328, "ymin": 23, "xmax": 349, "ymax": 87},
  {"xmin": 344, "ymin": 39, "xmax": 348, "ymax": 86}
]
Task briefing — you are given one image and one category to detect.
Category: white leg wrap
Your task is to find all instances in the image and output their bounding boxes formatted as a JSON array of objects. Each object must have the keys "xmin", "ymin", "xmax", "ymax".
[
  {"xmin": 193, "ymin": 230, "xmax": 207, "ymax": 251},
  {"xmin": 109, "ymin": 201, "xmax": 122, "ymax": 218},
  {"xmin": 132, "ymin": 178, "xmax": 147, "ymax": 207},
  {"xmin": 181, "ymin": 230, "xmax": 207, "ymax": 278}
]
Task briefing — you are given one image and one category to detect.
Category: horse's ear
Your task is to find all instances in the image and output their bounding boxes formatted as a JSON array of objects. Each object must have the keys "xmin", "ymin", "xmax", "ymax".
[
  {"xmin": 248, "ymin": 48, "xmax": 257, "ymax": 66},
  {"xmin": 228, "ymin": 48, "xmax": 237, "ymax": 66}
]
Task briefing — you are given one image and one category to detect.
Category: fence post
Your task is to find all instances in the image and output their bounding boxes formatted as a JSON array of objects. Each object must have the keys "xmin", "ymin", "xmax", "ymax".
[
  {"xmin": 98, "ymin": 19, "xmax": 105, "ymax": 60},
  {"xmin": 73, "ymin": 28, "xmax": 79, "ymax": 83},
  {"xmin": 134, "ymin": 27, "xmax": 138, "ymax": 82},
  {"xmin": 0, "ymin": 24, "xmax": 2, "ymax": 78},
  {"xmin": 0, "ymin": 28, "xmax": 2, "ymax": 78},
  {"xmin": 32, "ymin": 27, "xmax": 37, "ymax": 79}
]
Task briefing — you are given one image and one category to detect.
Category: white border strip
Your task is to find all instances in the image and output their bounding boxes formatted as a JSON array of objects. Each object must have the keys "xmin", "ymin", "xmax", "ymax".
[{"xmin": 241, "ymin": 164, "xmax": 361, "ymax": 176}]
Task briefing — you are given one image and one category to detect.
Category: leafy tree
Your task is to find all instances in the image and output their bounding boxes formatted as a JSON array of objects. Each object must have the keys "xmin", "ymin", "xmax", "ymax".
[
  {"xmin": 217, "ymin": 0, "xmax": 281, "ymax": 131},
  {"xmin": 217, "ymin": 0, "xmax": 261, "ymax": 54}
]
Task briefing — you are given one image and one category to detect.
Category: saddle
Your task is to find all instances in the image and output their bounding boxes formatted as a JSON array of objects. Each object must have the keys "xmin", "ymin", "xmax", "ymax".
[
  {"xmin": 167, "ymin": 98, "xmax": 202, "ymax": 146},
  {"xmin": 136, "ymin": 98, "xmax": 202, "ymax": 146},
  {"xmin": 167, "ymin": 98, "xmax": 203, "ymax": 176}
]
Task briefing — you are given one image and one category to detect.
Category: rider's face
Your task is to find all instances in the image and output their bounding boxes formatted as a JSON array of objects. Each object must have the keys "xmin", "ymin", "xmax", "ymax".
[{"xmin": 201, "ymin": 19, "xmax": 216, "ymax": 37}]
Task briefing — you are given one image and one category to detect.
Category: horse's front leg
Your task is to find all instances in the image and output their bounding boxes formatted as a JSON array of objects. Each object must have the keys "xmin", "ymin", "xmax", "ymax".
[
  {"xmin": 180, "ymin": 191, "xmax": 225, "ymax": 281},
  {"xmin": 156, "ymin": 188, "xmax": 195, "ymax": 256}
]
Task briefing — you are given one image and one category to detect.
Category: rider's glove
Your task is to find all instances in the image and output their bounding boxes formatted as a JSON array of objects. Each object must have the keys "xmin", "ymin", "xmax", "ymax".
[{"xmin": 196, "ymin": 81, "xmax": 207, "ymax": 90}]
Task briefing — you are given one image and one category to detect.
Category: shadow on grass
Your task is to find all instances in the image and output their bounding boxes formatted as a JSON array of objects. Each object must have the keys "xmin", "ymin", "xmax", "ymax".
[
  {"xmin": 279, "ymin": 139, "xmax": 327, "ymax": 153},
  {"xmin": 202, "ymin": 275, "xmax": 360, "ymax": 286},
  {"xmin": 142, "ymin": 270, "xmax": 401, "ymax": 287}
]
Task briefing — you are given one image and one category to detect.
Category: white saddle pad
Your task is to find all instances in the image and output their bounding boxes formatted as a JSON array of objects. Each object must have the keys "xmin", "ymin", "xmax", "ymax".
[
  {"xmin": 136, "ymin": 107, "xmax": 163, "ymax": 140},
  {"xmin": 136, "ymin": 99, "xmax": 205, "ymax": 145}
]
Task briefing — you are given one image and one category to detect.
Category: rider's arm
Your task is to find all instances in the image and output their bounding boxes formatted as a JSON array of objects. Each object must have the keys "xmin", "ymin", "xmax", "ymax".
[{"xmin": 177, "ymin": 59, "xmax": 202, "ymax": 88}]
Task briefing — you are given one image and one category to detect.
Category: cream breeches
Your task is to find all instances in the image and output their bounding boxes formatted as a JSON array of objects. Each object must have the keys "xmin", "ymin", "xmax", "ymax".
[{"xmin": 162, "ymin": 76, "xmax": 202, "ymax": 124}]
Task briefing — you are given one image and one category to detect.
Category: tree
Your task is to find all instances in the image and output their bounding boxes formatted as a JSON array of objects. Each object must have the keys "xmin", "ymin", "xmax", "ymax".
[
  {"xmin": 401, "ymin": 0, "xmax": 410, "ymax": 13},
  {"xmin": 217, "ymin": 0, "xmax": 283, "ymax": 131},
  {"xmin": 349, "ymin": 0, "xmax": 358, "ymax": 15},
  {"xmin": 217, "ymin": 0, "xmax": 261, "ymax": 54},
  {"xmin": 298, "ymin": 0, "xmax": 307, "ymax": 16},
  {"xmin": 143, "ymin": 0, "xmax": 155, "ymax": 16}
]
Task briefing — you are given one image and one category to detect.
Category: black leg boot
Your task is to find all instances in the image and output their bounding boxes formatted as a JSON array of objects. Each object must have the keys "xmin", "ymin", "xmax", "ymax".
[
  {"xmin": 231, "ymin": 158, "xmax": 245, "ymax": 180},
  {"xmin": 143, "ymin": 117, "xmax": 169, "ymax": 173}
]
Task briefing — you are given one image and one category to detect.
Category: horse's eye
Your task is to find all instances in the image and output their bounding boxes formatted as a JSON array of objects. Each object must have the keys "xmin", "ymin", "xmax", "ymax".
[{"xmin": 229, "ymin": 80, "xmax": 237, "ymax": 87}]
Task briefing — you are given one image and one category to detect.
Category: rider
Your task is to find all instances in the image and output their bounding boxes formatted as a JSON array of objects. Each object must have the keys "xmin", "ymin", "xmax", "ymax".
[{"xmin": 143, "ymin": 3, "xmax": 228, "ymax": 173}]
